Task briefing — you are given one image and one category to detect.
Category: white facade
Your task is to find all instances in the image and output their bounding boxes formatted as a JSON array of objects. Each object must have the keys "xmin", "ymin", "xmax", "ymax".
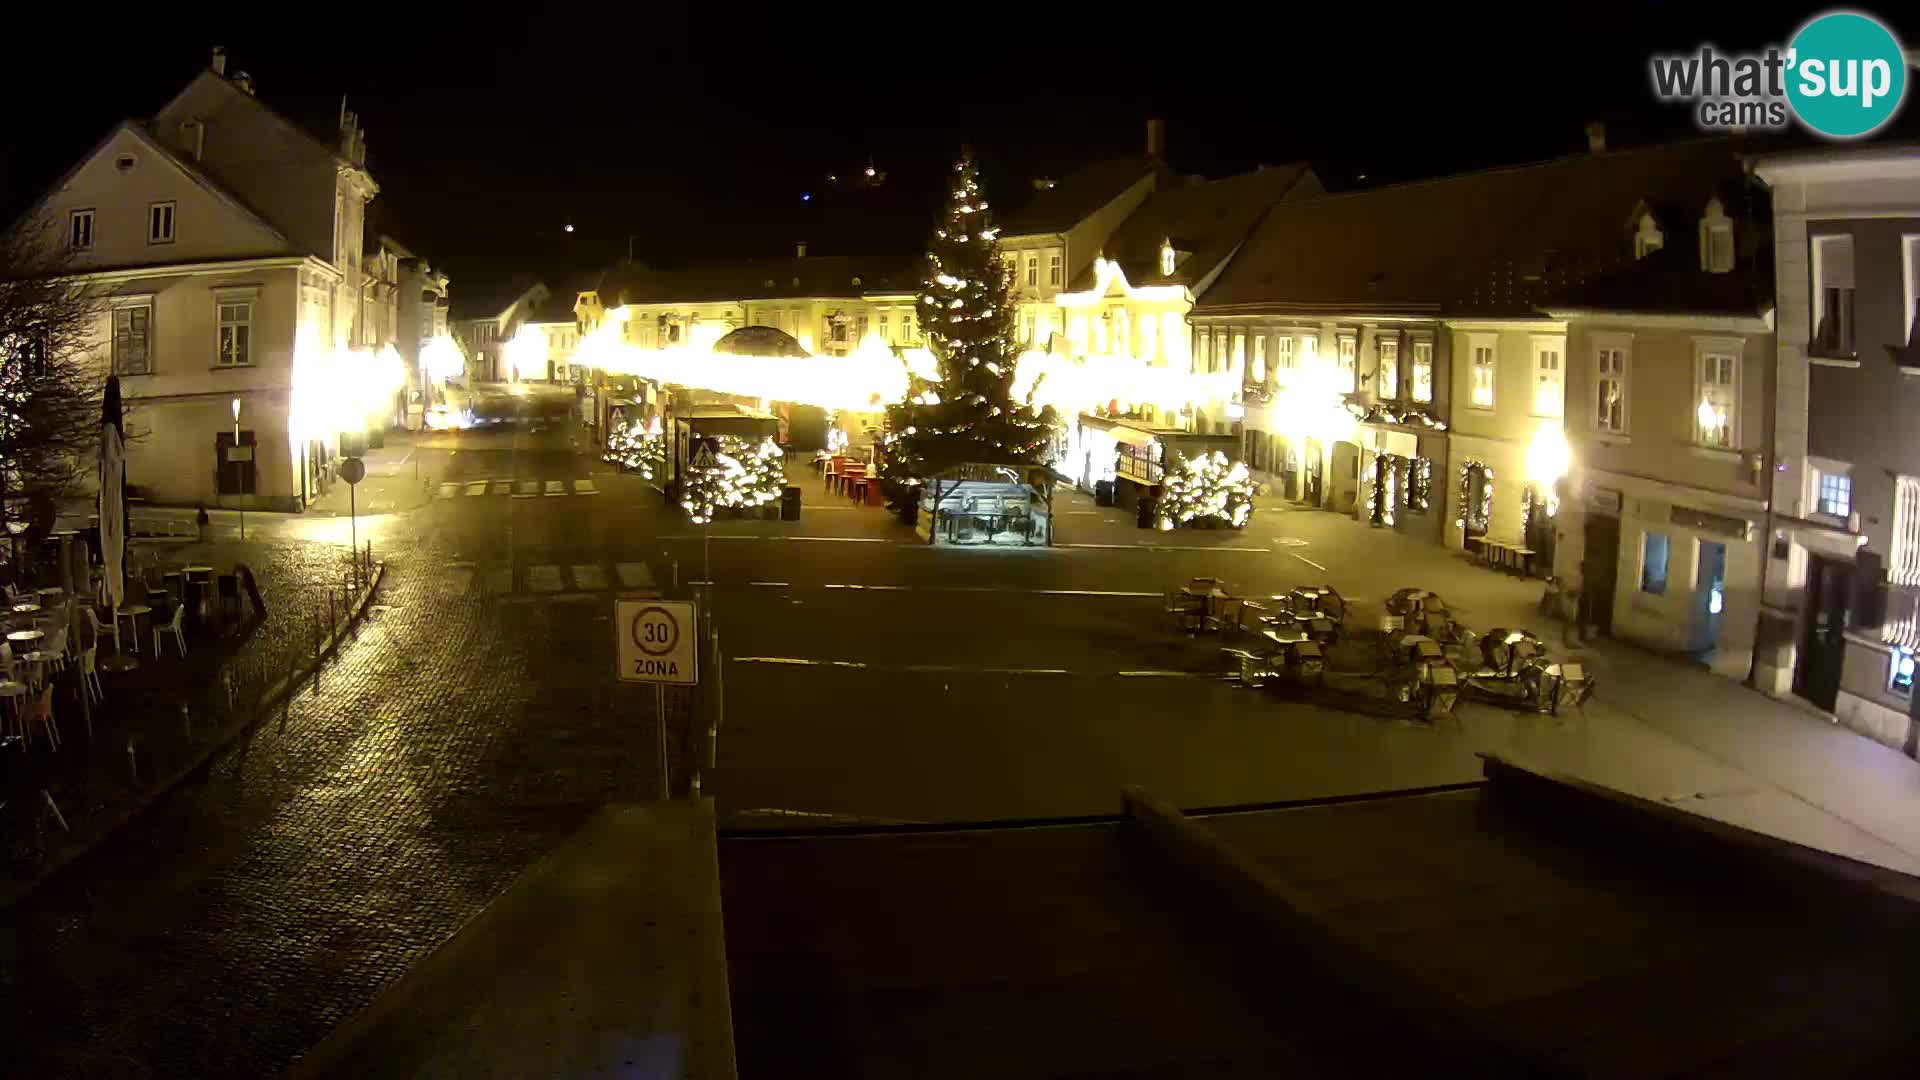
[{"xmin": 21, "ymin": 55, "xmax": 386, "ymax": 511}]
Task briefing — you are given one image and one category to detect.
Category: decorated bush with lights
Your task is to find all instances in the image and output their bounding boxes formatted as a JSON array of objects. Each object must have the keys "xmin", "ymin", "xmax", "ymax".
[
  {"xmin": 882, "ymin": 153, "xmax": 1058, "ymax": 498},
  {"xmin": 1155, "ymin": 451, "xmax": 1254, "ymax": 530},
  {"xmin": 605, "ymin": 417, "xmax": 666, "ymax": 480},
  {"xmin": 679, "ymin": 435, "xmax": 784, "ymax": 525}
]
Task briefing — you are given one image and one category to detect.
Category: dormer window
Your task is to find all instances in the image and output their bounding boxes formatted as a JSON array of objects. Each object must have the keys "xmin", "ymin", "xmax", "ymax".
[
  {"xmin": 1699, "ymin": 197, "xmax": 1734, "ymax": 274},
  {"xmin": 1160, "ymin": 239, "xmax": 1176, "ymax": 277},
  {"xmin": 1633, "ymin": 212, "xmax": 1664, "ymax": 259}
]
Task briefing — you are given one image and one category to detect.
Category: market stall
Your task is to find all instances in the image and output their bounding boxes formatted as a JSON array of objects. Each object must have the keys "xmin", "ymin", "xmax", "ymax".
[{"xmin": 915, "ymin": 464, "xmax": 1053, "ymax": 547}]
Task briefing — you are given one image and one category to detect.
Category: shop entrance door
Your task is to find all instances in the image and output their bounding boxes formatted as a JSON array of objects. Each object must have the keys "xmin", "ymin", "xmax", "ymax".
[{"xmin": 1795, "ymin": 555, "xmax": 1851, "ymax": 710}]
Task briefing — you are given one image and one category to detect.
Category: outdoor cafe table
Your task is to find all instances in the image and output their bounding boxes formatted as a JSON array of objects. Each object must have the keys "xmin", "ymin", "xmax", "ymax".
[
  {"xmin": 115, "ymin": 604, "xmax": 153, "ymax": 657},
  {"xmin": 6, "ymin": 629, "xmax": 44, "ymax": 646},
  {"xmin": 11, "ymin": 603, "xmax": 39, "ymax": 615},
  {"xmin": 35, "ymin": 587, "xmax": 62, "ymax": 603}
]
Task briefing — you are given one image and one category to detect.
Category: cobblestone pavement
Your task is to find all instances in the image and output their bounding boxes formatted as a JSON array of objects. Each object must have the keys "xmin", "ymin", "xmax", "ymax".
[
  {"xmin": 0, "ymin": 506, "xmax": 657, "ymax": 1076},
  {"xmin": 0, "ymin": 538, "xmax": 368, "ymax": 882}
]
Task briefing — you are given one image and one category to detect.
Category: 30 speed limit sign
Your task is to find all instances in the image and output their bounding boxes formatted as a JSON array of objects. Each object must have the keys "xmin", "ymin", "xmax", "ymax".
[{"xmin": 616, "ymin": 599, "xmax": 697, "ymax": 685}]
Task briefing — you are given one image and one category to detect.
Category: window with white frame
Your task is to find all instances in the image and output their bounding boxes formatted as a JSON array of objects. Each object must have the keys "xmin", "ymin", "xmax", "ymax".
[
  {"xmin": 1595, "ymin": 338, "xmax": 1629, "ymax": 434},
  {"xmin": 1640, "ymin": 532, "xmax": 1670, "ymax": 594},
  {"xmin": 1531, "ymin": 337, "xmax": 1564, "ymax": 417},
  {"xmin": 1893, "ymin": 476, "xmax": 1920, "ymax": 587},
  {"xmin": 1634, "ymin": 212, "xmax": 1664, "ymax": 259},
  {"xmin": 1230, "ymin": 329, "xmax": 1245, "ymax": 375},
  {"xmin": 69, "ymin": 208, "xmax": 95, "ymax": 251},
  {"xmin": 1336, "ymin": 333, "xmax": 1357, "ymax": 392},
  {"xmin": 1275, "ymin": 334, "xmax": 1296, "ymax": 374},
  {"xmin": 218, "ymin": 301, "xmax": 252, "ymax": 365},
  {"xmin": 1904, "ymin": 235, "xmax": 1920, "ymax": 349},
  {"xmin": 1003, "ymin": 256, "xmax": 1018, "ymax": 285},
  {"xmin": 1160, "ymin": 241, "xmax": 1176, "ymax": 277},
  {"xmin": 1376, "ymin": 337, "xmax": 1399, "ymax": 399},
  {"xmin": 1699, "ymin": 198, "xmax": 1733, "ymax": 273},
  {"xmin": 1812, "ymin": 234, "xmax": 1856, "ymax": 357},
  {"xmin": 148, "ymin": 201, "xmax": 175, "ymax": 244},
  {"xmin": 1694, "ymin": 341, "xmax": 1740, "ymax": 448},
  {"xmin": 1023, "ymin": 313, "xmax": 1036, "ymax": 345},
  {"xmin": 1818, "ymin": 470, "xmax": 1852, "ymax": 518},
  {"xmin": 1468, "ymin": 334, "xmax": 1496, "ymax": 408},
  {"xmin": 1193, "ymin": 328, "xmax": 1210, "ymax": 372},
  {"xmin": 1252, "ymin": 335, "xmax": 1267, "ymax": 384},
  {"xmin": 1026, "ymin": 256, "xmax": 1038, "ymax": 287},
  {"xmin": 1049, "ymin": 253, "xmax": 1062, "ymax": 286},
  {"xmin": 112, "ymin": 302, "xmax": 151, "ymax": 375},
  {"xmin": 1410, "ymin": 339, "xmax": 1433, "ymax": 402},
  {"xmin": 1213, "ymin": 328, "xmax": 1229, "ymax": 373}
]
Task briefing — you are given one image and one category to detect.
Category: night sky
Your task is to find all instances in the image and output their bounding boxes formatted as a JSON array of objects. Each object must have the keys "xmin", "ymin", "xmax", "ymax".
[{"xmin": 4, "ymin": 5, "xmax": 1913, "ymax": 306}]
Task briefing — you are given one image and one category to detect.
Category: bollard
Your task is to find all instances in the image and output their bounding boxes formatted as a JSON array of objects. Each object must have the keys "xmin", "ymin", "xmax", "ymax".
[
  {"xmin": 180, "ymin": 701, "xmax": 191, "ymax": 738},
  {"xmin": 127, "ymin": 740, "xmax": 138, "ymax": 781},
  {"xmin": 328, "ymin": 590, "xmax": 336, "ymax": 637}
]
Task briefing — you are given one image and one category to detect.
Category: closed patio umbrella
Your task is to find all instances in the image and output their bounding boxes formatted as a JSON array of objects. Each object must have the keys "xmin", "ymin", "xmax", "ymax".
[{"xmin": 98, "ymin": 376, "xmax": 126, "ymax": 665}]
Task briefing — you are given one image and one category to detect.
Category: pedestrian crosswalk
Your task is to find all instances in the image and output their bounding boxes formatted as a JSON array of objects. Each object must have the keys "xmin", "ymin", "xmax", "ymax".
[
  {"xmin": 442, "ymin": 559, "xmax": 657, "ymax": 598},
  {"xmin": 435, "ymin": 477, "xmax": 600, "ymax": 499}
]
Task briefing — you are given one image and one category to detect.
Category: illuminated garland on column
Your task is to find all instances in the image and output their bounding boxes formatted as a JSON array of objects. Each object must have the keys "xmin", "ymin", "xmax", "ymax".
[
  {"xmin": 1155, "ymin": 450, "xmax": 1254, "ymax": 530},
  {"xmin": 1456, "ymin": 460, "xmax": 1493, "ymax": 533}
]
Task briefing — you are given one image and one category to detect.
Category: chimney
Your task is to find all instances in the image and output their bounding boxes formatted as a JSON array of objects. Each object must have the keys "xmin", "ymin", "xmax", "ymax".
[
  {"xmin": 1146, "ymin": 117, "xmax": 1166, "ymax": 159},
  {"xmin": 1585, "ymin": 120, "xmax": 1607, "ymax": 154},
  {"xmin": 796, "ymin": 241, "xmax": 808, "ymax": 259},
  {"xmin": 211, "ymin": 46, "xmax": 227, "ymax": 76},
  {"xmin": 232, "ymin": 71, "xmax": 254, "ymax": 95}
]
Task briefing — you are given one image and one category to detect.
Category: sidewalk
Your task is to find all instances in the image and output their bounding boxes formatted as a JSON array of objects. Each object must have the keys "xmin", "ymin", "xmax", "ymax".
[
  {"xmin": 1220, "ymin": 501, "xmax": 1920, "ymax": 876},
  {"xmin": 0, "ymin": 535, "xmax": 381, "ymax": 905}
]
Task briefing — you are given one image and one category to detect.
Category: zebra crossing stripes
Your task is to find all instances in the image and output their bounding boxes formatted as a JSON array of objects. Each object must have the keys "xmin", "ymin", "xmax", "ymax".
[
  {"xmin": 434, "ymin": 477, "xmax": 603, "ymax": 499},
  {"xmin": 442, "ymin": 560, "xmax": 658, "ymax": 598}
]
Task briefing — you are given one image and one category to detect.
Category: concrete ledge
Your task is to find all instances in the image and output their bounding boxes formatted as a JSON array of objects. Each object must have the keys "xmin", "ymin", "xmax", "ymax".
[
  {"xmin": 1120, "ymin": 785, "xmax": 1552, "ymax": 1074},
  {"xmin": 289, "ymin": 800, "xmax": 737, "ymax": 1080},
  {"xmin": 0, "ymin": 562, "xmax": 386, "ymax": 915}
]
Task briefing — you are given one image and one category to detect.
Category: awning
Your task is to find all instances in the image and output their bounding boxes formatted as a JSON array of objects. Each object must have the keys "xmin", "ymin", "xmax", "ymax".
[{"xmin": 1078, "ymin": 413, "xmax": 1162, "ymax": 448}]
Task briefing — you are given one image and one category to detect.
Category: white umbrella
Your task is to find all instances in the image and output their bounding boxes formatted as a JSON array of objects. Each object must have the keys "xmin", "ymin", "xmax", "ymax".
[{"xmin": 99, "ymin": 377, "xmax": 125, "ymax": 623}]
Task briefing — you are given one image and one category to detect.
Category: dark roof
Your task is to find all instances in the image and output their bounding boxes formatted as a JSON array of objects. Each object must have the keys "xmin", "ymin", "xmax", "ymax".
[
  {"xmin": 1067, "ymin": 164, "xmax": 1317, "ymax": 292},
  {"xmin": 1199, "ymin": 139, "xmax": 1767, "ymax": 318},
  {"xmin": 1549, "ymin": 241, "xmax": 1770, "ymax": 317},
  {"xmin": 449, "ymin": 274, "xmax": 543, "ymax": 321},
  {"xmin": 997, "ymin": 156, "xmax": 1165, "ymax": 237},
  {"xmin": 597, "ymin": 254, "xmax": 918, "ymax": 306},
  {"xmin": 722, "ymin": 758, "xmax": 1920, "ymax": 1077},
  {"xmin": 712, "ymin": 325, "xmax": 808, "ymax": 357},
  {"xmin": 524, "ymin": 292, "xmax": 578, "ymax": 324}
]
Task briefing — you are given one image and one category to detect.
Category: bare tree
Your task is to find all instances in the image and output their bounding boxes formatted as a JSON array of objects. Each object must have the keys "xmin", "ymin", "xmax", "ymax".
[{"xmin": 0, "ymin": 218, "xmax": 107, "ymax": 564}]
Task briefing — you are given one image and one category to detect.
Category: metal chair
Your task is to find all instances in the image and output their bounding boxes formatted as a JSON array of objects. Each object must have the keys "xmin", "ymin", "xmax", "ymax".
[
  {"xmin": 80, "ymin": 644, "xmax": 103, "ymax": 703},
  {"xmin": 21, "ymin": 686, "xmax": 57, "ymax": 751},
  {"xmin": 155, "ymin": 604, "xmax": 188, "ymax": 659},
  {"xmin": 87, "ymin": 599, "xmax": 120, "ymax": 653}
]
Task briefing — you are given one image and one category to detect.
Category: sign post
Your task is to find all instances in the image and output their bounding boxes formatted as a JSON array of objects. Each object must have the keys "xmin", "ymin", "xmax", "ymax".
[
  {"xmin": 340, "ymin": 455, "xmax": 367, "ymax": 589},
  {"xmin": 617, "ymin": 598, "xmax": 698, "ymax": 799}
]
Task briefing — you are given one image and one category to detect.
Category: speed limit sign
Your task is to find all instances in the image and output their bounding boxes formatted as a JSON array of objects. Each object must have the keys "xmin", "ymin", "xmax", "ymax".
[{"xmin": 616, "ymin": 599, "xmax": 697, "ymax": 684}]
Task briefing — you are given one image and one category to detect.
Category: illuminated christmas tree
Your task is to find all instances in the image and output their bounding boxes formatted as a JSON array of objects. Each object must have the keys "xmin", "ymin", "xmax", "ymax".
[
  {"xmin": 1155, "ymin": 451, "xmax": 1254, "ymax": 530},
  {"xmin": 883, "ymin": 153, "xmax": 1057, "ymax": 488},
  {"xmin": 679, "ymin": 435, "xmax": 783, "ymax": 524}
]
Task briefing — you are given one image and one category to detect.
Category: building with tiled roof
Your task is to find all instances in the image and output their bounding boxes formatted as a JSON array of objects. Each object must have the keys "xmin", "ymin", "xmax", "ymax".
[{"xmin": 1191, "ymin": 133, "xmax": 1775, "ymax": 681}]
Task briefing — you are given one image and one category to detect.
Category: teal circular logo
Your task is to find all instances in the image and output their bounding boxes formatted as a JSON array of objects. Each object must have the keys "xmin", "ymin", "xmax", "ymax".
[{"xmin": 1786, "ymin": 11, "xmax": 1907, "ymax": 138}]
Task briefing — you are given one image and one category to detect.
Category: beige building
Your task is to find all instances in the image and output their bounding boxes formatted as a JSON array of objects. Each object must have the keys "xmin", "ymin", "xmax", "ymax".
[
  {"xmin": 22, "ymin": 50, "xmax": 383, "ymax": 510},
  {"xmin": 454, "ymin": 279, "xmax": 549, "ymax": 382},
  {"xmin": 396, "ymin": 250, "xmax": 450, "ymax": 427},
  {"xmin": 996, "ymin": 152, "xmax": 1164, "ymax": 352}
]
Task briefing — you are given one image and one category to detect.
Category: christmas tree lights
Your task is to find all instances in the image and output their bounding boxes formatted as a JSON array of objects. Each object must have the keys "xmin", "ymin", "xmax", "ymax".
[
  {"xmin": 605, "ymin": 416, "xmax": 666, "ymax": 479},
  {"xmin": 1155, "ymin": 451, "xmax": 1254, "ymax": 530},
  {"xmin": 679, "ymin": 435, "xmax": 785, "ymax": 525},
  {"xmin": 883, "ymin": 154, "xmax": 1059, "ymax": 486}
]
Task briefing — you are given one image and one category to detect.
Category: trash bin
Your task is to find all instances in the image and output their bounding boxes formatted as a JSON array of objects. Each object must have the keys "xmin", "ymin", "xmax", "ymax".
[
  {"xmin": 781, "ymin": 485, "xmax": 803, "ymax": 521},
  {"xmin": 1094, "ymin": 480, "xmax": 1115, "ymax": 507}
]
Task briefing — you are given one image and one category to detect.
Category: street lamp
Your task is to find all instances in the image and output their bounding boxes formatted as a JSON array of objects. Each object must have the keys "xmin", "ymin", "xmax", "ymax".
[{"xmin": 232, "ymin": 397, "xmax": 244, "ymax": 542}]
